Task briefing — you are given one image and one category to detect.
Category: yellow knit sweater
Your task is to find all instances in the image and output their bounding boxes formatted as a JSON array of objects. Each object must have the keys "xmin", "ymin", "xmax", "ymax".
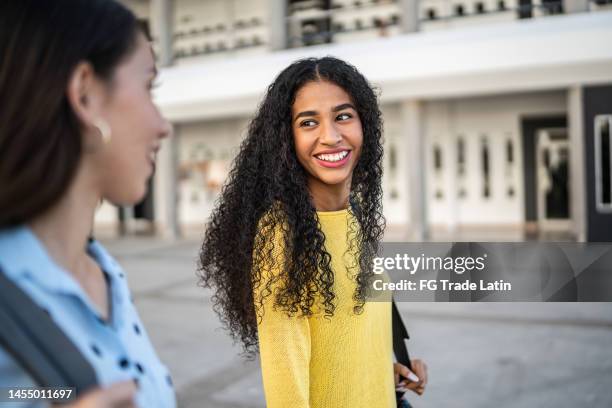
[{"xmin": 254, "ymin": 209, "xmax": 395, "ymax": 408}]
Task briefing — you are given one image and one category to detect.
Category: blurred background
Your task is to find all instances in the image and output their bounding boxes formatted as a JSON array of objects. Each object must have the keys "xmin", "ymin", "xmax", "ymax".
[
  {"xmin": 96, "ymin": 1, "xmax": 612, "ymax": 407},
  {"xmin": 95, "ymin": 0, "xmax": 612, "ymax": 243}
]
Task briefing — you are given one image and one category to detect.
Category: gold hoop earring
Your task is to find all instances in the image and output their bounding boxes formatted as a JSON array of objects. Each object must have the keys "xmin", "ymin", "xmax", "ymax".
[{"xmin": 93, "ymin": 119, "xmax": 112, "ymax": 145}]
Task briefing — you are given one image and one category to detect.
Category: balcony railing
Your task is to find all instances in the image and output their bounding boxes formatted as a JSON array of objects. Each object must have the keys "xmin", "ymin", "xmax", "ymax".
[
  {"xmin": 172, "ymin": 17, "xmax": 267, "ymax": 59},
  {"xmin": 287, "ymin": 0, "xmax": 401, "ymax": 47},
  {"xmin": 167, "ymin": 0, "xmax": 611, "ymax": 59},
  {"xmin": 419, "ymin": 1, "xmax": 565, "ymax": 23}
]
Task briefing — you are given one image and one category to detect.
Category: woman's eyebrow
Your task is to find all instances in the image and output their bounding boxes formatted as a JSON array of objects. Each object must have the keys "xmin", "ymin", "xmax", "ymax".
[
  {"xmin": 294, "ymin": 110, "xmax": 318, "ymax": 122},
  {"xmin": 332, "ymin": 103, "xmax": 355, "ymax": 112}
]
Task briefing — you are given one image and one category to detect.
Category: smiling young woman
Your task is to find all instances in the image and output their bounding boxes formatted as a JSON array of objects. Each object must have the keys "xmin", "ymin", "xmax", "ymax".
[{"xmin": 198, "ymin": 57, "xmax": 427, "ymax": 407}]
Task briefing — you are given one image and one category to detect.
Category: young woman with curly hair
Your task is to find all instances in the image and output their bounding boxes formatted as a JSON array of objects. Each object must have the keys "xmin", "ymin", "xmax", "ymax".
[{"xmin": 198, "ymin": 56, "xmax": 427, "ymax": 407}]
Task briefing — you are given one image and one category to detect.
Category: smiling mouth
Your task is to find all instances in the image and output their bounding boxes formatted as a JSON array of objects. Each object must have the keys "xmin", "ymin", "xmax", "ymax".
[
  {"xmin": 313, "ymin": 150, "xmax": 351, "ymax": 168},
  {"xmin": 314, "ymin": 150, "xmax": 349, "ymax": 162}
]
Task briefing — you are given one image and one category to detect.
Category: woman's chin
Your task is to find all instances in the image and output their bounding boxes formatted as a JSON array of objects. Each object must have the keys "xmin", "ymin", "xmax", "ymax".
[
  {"xmin": 316, "ymin": 173, "xmax": 352, "ymax": 187},
  {"xmin": 104, "ymin": 185, "xmax": 148, "ymax": 207}
]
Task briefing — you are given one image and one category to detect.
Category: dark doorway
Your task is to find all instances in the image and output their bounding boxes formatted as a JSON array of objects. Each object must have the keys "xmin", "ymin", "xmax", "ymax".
[
  {"xmin": 521, "ymin": 116, "xmax": 569, "ymax": 235},
  {"xmin": 583, "ymin": 85, "xmax": 612, "ymax": 242},
  {"xmin": 518, "ymin": 0, "xmax": 533, "ymax": 18},
  {"xmin": 539, "ymin": 128, "xmax": 570, "ymax": 221},
  {"xmin": 118, "ymin": 178, "xmax": 155, "ymax": 235}
]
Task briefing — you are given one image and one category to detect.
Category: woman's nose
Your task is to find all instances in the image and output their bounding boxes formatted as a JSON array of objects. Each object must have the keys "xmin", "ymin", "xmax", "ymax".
[{"xmin": 320, "ymin": 122, "xmax": 341, "ymax": 145}]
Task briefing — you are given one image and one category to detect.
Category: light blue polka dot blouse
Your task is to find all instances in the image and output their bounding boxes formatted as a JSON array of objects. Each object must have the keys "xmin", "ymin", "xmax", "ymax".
[{"xmin": 0, "ymin": 226, "xmax": 176, "ymax": 408}]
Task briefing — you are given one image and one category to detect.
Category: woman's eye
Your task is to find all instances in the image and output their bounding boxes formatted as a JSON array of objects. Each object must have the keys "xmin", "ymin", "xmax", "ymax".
[
  {"xmin": 337, "ymin": 113, "xmax": 352, "ymax": 121},
  {"xmin": 300, "ymin": 119, "xmax": 317, "ymax": 128}
]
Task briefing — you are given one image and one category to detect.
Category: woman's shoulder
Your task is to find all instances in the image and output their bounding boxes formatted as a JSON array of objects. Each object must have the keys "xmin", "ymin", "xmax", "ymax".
[
  {"xmin": 0, "ymin": 225, "xmax": 51, "ymax": 281},
  {"xmin": 0, "ymin": 225, "xmax": 29, "ymax": 254}
]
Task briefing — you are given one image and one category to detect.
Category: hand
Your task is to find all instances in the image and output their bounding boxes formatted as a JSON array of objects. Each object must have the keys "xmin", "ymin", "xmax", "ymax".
[
  {"xmin": 394, "ymin": 359, "xmax": 428, "ymax": 396},
  {"xmin": 56, "ymin": 381, "xmax": 137, "ymax": 408}
]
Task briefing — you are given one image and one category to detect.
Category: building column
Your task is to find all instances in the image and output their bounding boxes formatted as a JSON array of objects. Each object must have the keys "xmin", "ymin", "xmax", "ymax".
[
  {"xmin": 568, "ymin": 86, "xmax": 587, "ymax": 242},
  {"xmin": 267, "ymin": 0, "xmax": 287, "ymax": 51},
  {"xmin": 399, "ymin": 0, "xmax": 420, "ymax": 33},
  {"xmin": 150, "ymin": 0, "xmax": 174, "ymax": 66},
  {"xmin": 154, "ymin": 125, "xmax": 180, "ymax": 239},
  {"xmin": 401, "ymin": 99, "xmax": 429, "ymax": 241},
  {"xmin": 150, "ymin": 0, "xmax": 179, "ymax": 238}
]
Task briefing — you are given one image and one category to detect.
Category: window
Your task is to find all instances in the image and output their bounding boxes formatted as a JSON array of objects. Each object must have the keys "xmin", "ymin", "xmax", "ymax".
[
  {"xmin": 457, "ymin": 137, "xmax": 466, "ymax": 175},
  {"xmin": 481, "ymin": 137, "xmax": 491, "ymax": 198},
  {"xmin": 498, "ymin": 0, "xmax": 506, "ymax": 10},
  {"xmin": 389, "ymin": 143, "xmax": 399, "ymax": 200},
  {"xmin": 434, "ymin": 145, "xmax": 443, "ymax": 171},
  {"xmin": 426, "ymin": 8, "xmax": 437, "ymax": 20},
  {"xmin": 389, "ymin": 143, "xmax": 397, "ymax": 172},
  {"xmin": 475, "ymin": 2, "xmax": 486, "ymax": 13},
  {"xmin": 457, "ymin": 136, "xmax": 467, "ymax": 198},
  {"xmin": 300, "ymin": 19, "xmax": 332, "ymax": 46},
  {"xmin": 595, "ymin": 115, "xmax": 612, "ymax": 212},
  {"xmin": 287, "ymin": 1, "xmax": 332, "ymax": 48},
  {"xmin": 433, "ymin": 144, "xmax": 443, "ymax": 200},
  {"xmin": 506, "ymin": 139, "xmax": 514, "ymax": 164},
  {"xmin": 454, "ymin": 4, "xmax": 465, "ymax": 16},
  {"xmin": 506, "ymin": 138, "xmax": 515, "ymax": 197}
]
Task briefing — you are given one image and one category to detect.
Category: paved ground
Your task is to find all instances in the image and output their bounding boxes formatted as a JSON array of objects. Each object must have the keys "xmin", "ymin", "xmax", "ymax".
[{"xmin": 101, "ymin": 237, "xmax": 612, "ymax": 408}]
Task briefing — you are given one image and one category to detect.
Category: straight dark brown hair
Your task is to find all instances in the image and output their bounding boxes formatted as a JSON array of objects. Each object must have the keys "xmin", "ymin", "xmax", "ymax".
[{"xmin": 0, "ymin": 0, "xmax": 141, "ymax": 227}]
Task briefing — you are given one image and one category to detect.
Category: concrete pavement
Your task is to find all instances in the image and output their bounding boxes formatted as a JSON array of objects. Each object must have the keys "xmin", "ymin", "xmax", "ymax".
[{"xmin": 101, "ymin": 237, "xmax": 612, "ymax": 408}]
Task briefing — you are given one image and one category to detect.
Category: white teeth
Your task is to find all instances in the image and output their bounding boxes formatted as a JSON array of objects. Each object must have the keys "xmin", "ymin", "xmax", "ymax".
[{"xmin": 316, "ymin": 150, "xmax": 348, "ymax": 162}]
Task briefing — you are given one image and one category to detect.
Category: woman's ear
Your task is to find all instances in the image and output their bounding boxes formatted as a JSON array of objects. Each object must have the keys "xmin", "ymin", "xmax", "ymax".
[{"xmin": 66, "ymin": 61, "xmax": 103, "ymax": 129}]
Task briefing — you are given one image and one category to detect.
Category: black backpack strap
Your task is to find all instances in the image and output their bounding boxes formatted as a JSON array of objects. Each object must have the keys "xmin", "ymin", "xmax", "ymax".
[
  {"xmin": 392, "ymin": 298, "xmax": 412, "ymax": 371},
  {"xmin": 392, "ymin": 298, "xmax": 414, "ymax": 406},
  {"xmin": 0, "ymin": 267, "xmax": 98, "ymax": 395}
]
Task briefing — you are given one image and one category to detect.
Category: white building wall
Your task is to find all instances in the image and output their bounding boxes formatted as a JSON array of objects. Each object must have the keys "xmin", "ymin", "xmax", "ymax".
[
  {"xmin": 93, "ymin": 201, "xmax": 119, "ymax": 236},
  {"xmin": 176, "ymin": 118, "xmax": 249, "ymax": 232},
  {"xmin": 381, "ymin": 103, "xmax": 411, "ymax": 227},
  {"xmin": 158, "ymin": 92, "xmax": 569, "ymax": 234},
  {"xmin": 423, "ymin": 91, "xmax": 566, "ymax": 229}
]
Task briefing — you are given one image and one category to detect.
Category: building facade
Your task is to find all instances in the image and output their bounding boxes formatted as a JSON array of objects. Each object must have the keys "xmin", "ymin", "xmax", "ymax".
[{"xmin": 96, "ymin": 0, "xmax": 612, "ymax": 241}]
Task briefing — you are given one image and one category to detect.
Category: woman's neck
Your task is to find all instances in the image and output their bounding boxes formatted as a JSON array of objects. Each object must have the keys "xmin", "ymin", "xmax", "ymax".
[
  {"xmin": 308, "ymin": 177, "xmax": 351, "ymax": 212},
  {"xmin": 29, "ymin": 163, "xmax": 100, "ymax": 277}
]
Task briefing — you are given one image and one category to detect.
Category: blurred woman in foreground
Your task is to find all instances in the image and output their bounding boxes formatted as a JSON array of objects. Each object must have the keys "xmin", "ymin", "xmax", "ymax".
[{"xmin": 0, "ymin": 0, "xmax": 174, "ymax": 406}]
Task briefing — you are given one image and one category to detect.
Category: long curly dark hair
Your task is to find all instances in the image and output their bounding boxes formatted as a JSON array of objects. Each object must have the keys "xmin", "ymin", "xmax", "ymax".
[{"xmin": 197, "ymin": 56, "xmax": 385, "ymax": 355}]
